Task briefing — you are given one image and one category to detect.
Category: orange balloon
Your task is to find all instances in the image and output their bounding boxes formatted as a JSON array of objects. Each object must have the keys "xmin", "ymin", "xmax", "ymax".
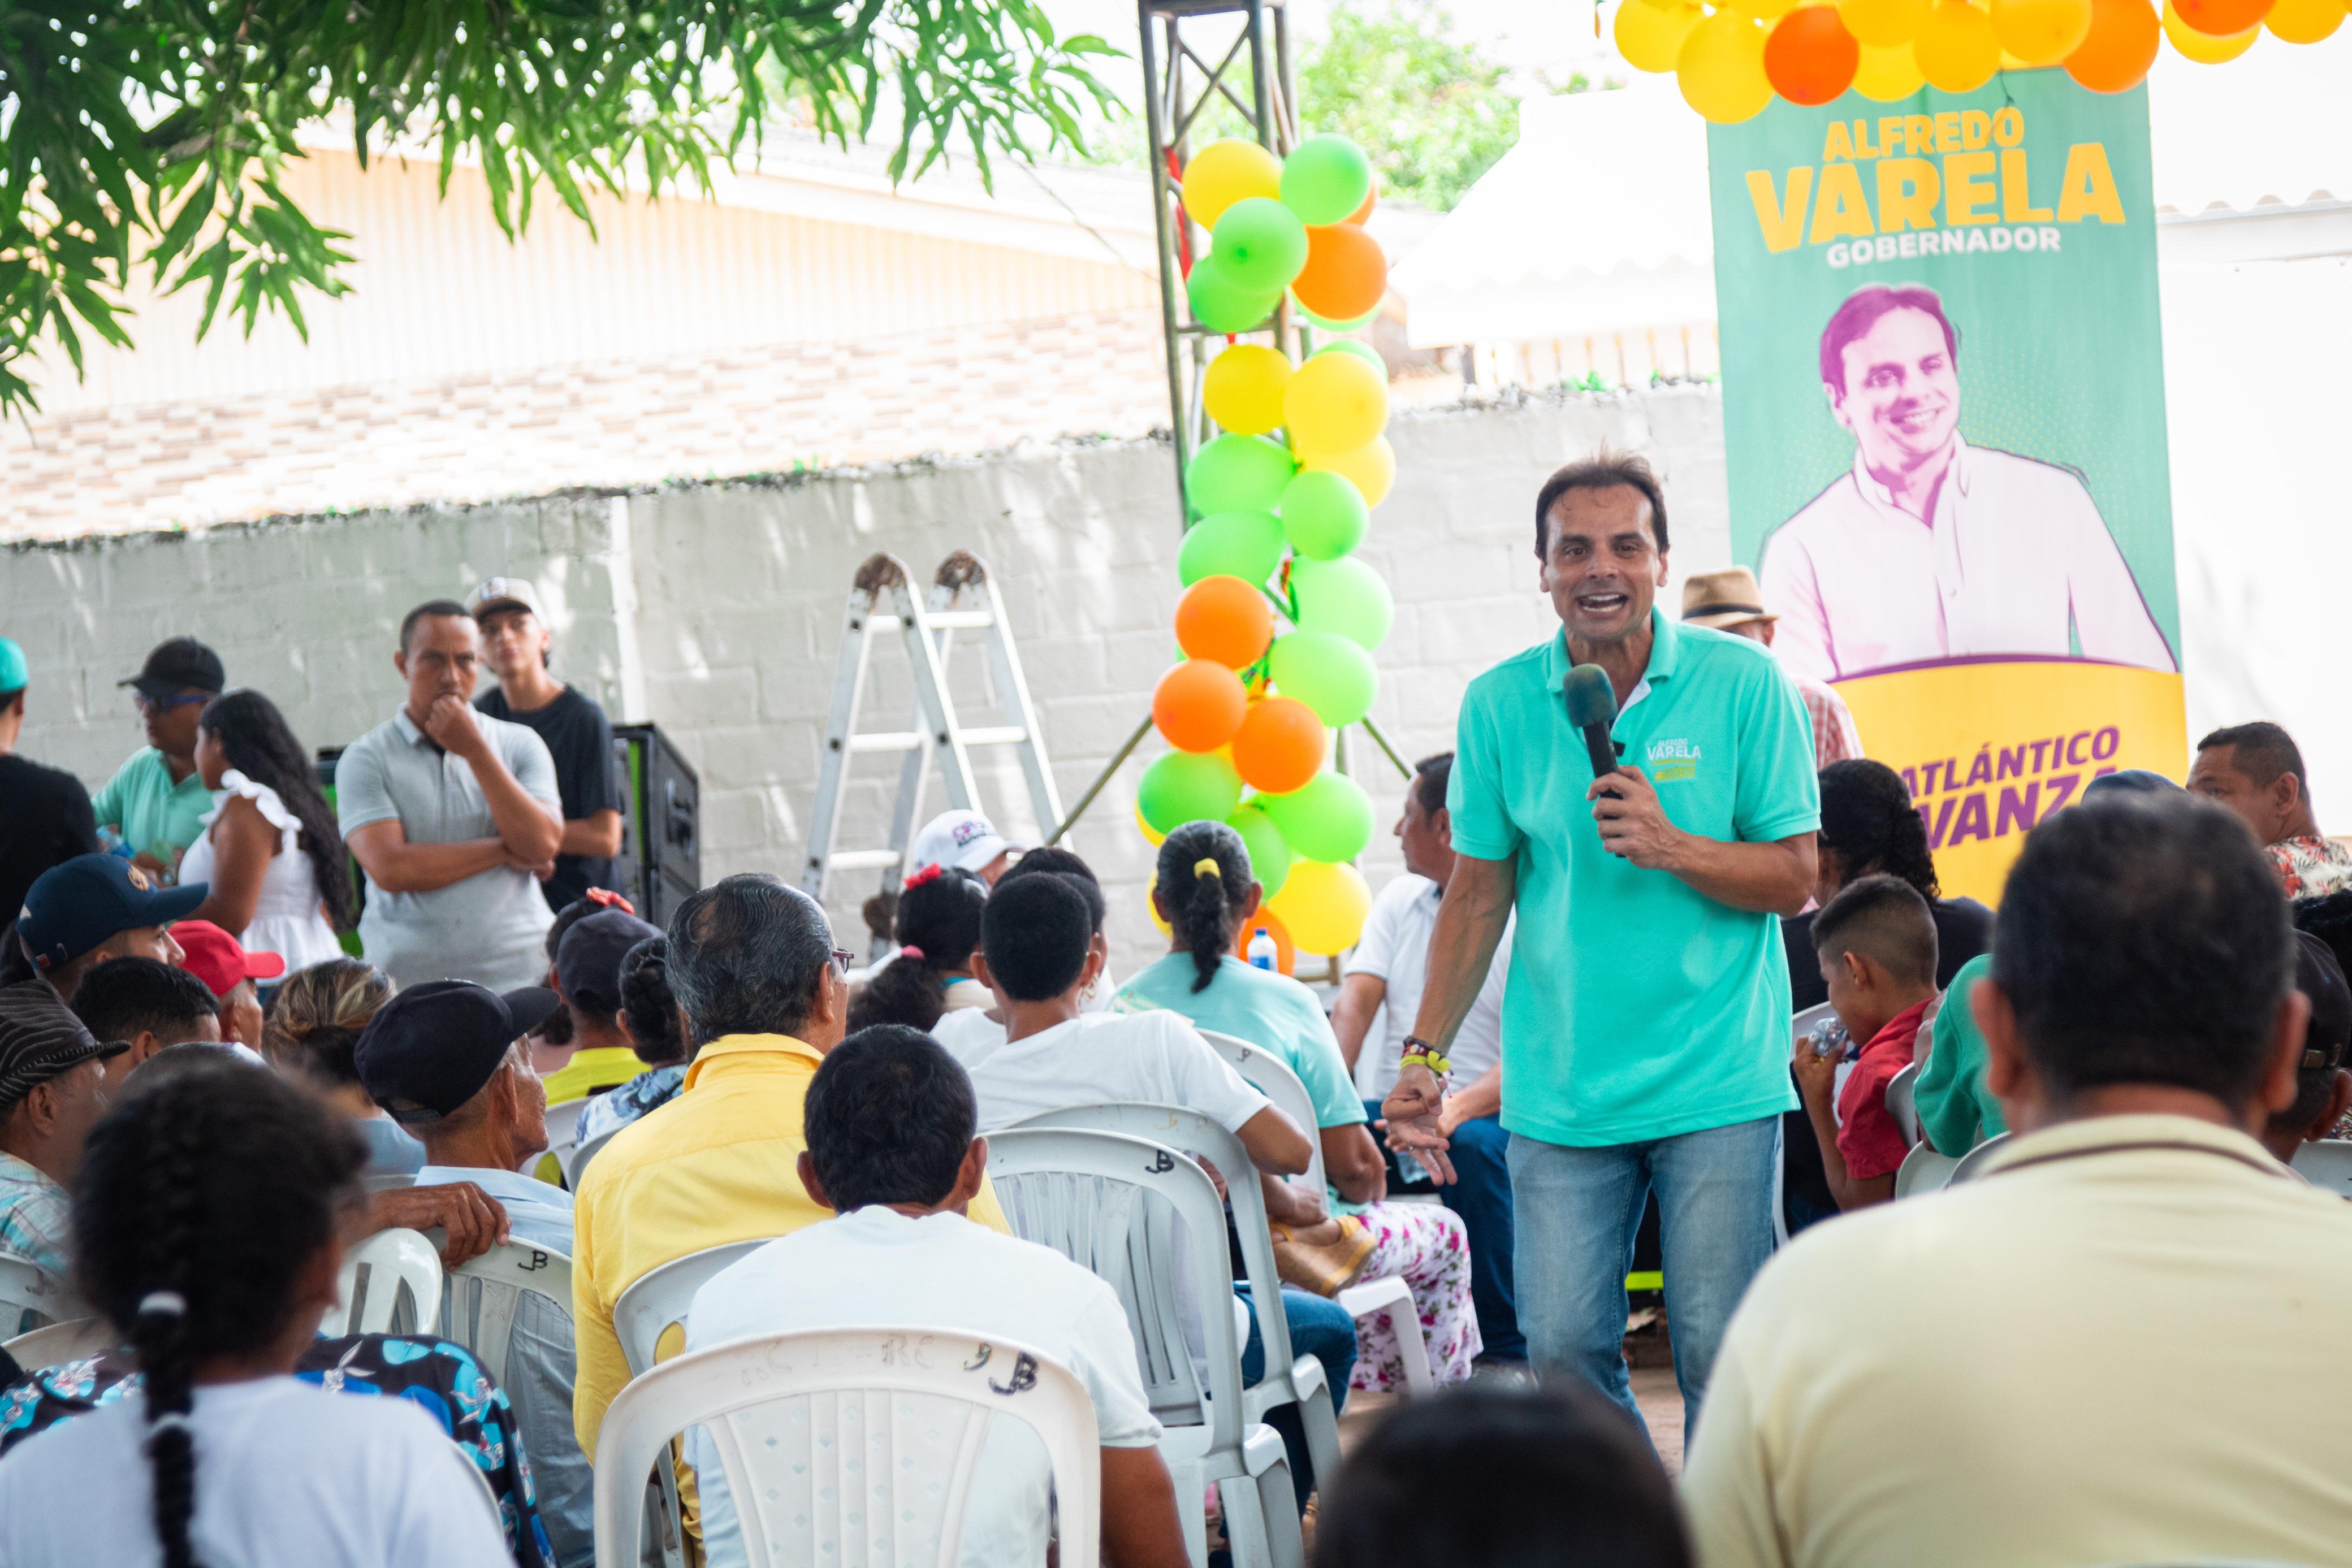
[
  {"xmin": 1231, "ymin": 697, "xmax": 1326, "ymax": 794},
  {"xmin": 1174, "ymin": 574, "xmax": 1276, "ymax": 669},
  {"xmin": 1765, "ymin": 6, "xmax": 1863, "ymax": 102},
  {"xmin": 2065, "ymin": 0, "xmax": 2159, "ymax": 86},
  {"xmin": 1291, "ymin": 223, "xmax": 1389, "ymax": 325},
  {"xmin": 1343, "ymin": 185, "xmax": 1377, "ymax": 225},
  {"xmin": 1230, "ymin": 906, "xmax": 1298, "ymax": 974},
  {"xmin": 2171, "ymin": 0, "xmax": 2268, "ymax": 32},
  {"xmin": 1153, "ymin": 660, "xmax": 1250, "ymax": 753}
]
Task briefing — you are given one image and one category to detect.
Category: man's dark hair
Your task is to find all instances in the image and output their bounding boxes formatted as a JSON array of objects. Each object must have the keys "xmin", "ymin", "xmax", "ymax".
[
  {"xmin": 71, "ymin": 957, "xmax": 220, "ymax": 1045},
  {"xmin": 0, "ymin": 687, "xmax": 21, "ymax": 717},
  {"xmin": 2198, "ymin": 721, "xmax": 2309, "ymax": 804},
  {"xmin": 1994, "ymin": 794, "xmax": 2292, "ymax": 1111},
  {"xmin": 398, "ymin": 599, "xmax": 471, "ymax": 654},
  {"xmin": 1812, "ymin": 873, "xmax": 1938, "ymax": 989},
  {"xmin": 1313, "ymin": 1383, "xmax": 1690, "ymax": 1568},
  {"xmin": 1533, "ymin": 449, "xmax": 1670, "ymax": 558},
  {"xmin": 1819, "ymin": 282, "xmax": 1959, "ymax": 393},
  {"xmin": 980, "ymin": 872, "xmax": 1093, "ymax": 1002},
  {"xmin": 803, "ymin": 1025, "xmax": 977, "ymax": 1213},
  {"xmin": 1411, "ymin": 753, "xmax": 1453, "ymax": 818},
  {"xmin": 1818, "ymin": 759, "xmax": 1939, "ymax": 899},
  {"xmin": 997, "ymin": 847, "xmax": 1108, "ymax": 934},
  {"xmin": 667, "ymin": 874, "xmax": 835, "ymax": 1046}
]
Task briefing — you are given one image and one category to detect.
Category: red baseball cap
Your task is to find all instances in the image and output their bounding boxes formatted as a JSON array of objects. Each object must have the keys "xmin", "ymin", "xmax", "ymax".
[{"xmin": 171, "ymin": 920, "xmax": 287, "ymax": 1000}]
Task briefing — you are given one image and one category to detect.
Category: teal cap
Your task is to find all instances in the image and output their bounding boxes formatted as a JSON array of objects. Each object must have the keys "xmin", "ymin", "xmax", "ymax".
[{"xmin": 0, "ymin": 637, "xmax": 24, "ymax": 692}]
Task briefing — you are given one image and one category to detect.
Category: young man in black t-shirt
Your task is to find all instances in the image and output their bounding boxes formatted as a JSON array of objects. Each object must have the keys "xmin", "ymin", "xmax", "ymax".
[
  {"xmin": 465, "ymin": 577, "xmax": 626, "ymax": 910},
  {"xmin": 0, "ymin": 638, "xmax": 102, "ymax": 925}
]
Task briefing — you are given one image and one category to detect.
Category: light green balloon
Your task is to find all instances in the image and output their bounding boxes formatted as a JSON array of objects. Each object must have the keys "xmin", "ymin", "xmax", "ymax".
[
  {"xmin": 1211, "ymin": 197, "xmax": 1309, "ymax": 295},
  {"xmin": 1291, "ymin": 556, "xmax": 1394, "ymax": 650},
  {"xmin": 1261, "ymin": 772, "xmax": 1374, "ymax": 864},
  {"xmin": 1280, "ymin": 134, "xmax": 1374, "ymax": 226},
  {"xmin": 1188, "ymin": 435, "xmax": 1295, "ymax": 517},
  {"xmin": 1313, "ymin": 339, "xmax": 1386, "ymax": 374},
  {"xmin": 1225, "ymin": 803, "xmax": 1294, "ymax": 899},
  {"xmin": 1299, "ymin": 302, "xmax": 1381, "ymax": 333},
  {"xmin": 1268, "ymin": 629, "xmax": 1377, "ymax": 727},
  {"xmin": 1178, "ymin": 510, "xmax": 1287, "ymax": 588},
  {"xmin": 1139, "ymin": 750, "xmax": 1243, "ymax": 834},
  {"xmin": 1187, "ymin": 256, "xmax": 1279, "ymax": 334},
  {"xmin": 1279, "ymin": 469, "xmax": 1369, "ymax": 560}
]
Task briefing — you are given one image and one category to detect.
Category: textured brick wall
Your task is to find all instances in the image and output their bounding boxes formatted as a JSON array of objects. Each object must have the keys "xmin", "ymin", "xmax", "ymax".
[{"xmin": 5, "ymin": 385, "xmax": 1730, "ymax": 973}]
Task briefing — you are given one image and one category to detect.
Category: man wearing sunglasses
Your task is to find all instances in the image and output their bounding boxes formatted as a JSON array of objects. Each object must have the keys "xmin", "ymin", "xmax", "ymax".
[{"xmin": 91, "ymin": 637, "xmax": 225, "ymax": 882}]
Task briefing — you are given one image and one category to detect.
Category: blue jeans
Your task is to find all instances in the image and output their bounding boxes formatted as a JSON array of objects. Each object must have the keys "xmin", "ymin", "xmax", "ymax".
[
  {"xmin": 1237, "ymin": 1284, "xmax": 1354, "ymax": 1505},
  {"xmin": 1507, "ymin": 1115, "xmax": 1779, "ymax": 1440},
  {"xmin": 1366, "ymin": 1097, "xmax": 1524, "ymax": 1361}
]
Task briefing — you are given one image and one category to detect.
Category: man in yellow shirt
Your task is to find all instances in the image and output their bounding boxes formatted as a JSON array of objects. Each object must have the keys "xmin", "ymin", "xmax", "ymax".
[{"xmin": 570, "ymin": 873, "xmax": 1007, "ymax": 1457}]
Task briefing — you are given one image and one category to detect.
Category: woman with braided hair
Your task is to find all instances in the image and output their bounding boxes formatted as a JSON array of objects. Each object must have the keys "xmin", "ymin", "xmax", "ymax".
[
  {"xmin": 0, "ymin": 1054, "xmax": 509, "ymax": 1567},
  {"xmin": 846, "ymin": 863, "xmax": 991, "ymax": 1033},
  {"xmin": 1116, "ymin": 820, "xmax": 1484, "ymax": 1392}
]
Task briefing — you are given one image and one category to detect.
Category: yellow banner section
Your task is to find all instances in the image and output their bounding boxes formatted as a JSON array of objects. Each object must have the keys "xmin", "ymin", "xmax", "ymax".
[{"xmin": 1834, "ymin": 661, "xmax": 2187, "ymax": 906}]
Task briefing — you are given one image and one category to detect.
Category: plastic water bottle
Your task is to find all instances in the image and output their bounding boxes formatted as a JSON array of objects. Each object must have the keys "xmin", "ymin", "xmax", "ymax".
[{"xmin": 1247, "ymin": 926, "xmax": 1278, "ymax": 971}]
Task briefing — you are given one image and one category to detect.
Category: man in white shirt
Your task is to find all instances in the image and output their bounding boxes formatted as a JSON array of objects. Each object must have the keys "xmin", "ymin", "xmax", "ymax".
[
  {"xmin": 1757, "ymin": 283, "xmax": 2173, "ymax": 683},
  {"xmin": 686, "ymin": 1024, "xmax": 1188, "ymax": 1568},
  {"xmin": 1331, "ymin": 752, "xmax": 1521, "ymax": 1364},
  {"xmin": 1682, "ymin": 792, "xmax": 2352, "ymax": 1568}
]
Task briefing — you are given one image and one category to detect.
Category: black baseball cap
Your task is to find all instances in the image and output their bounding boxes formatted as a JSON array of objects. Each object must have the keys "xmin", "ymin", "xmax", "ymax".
[
  {"xmin": 353, "ymin": 980, "xmax": 560, "ymax": 1125},
  {"xmin": 118, "ymin": 636, "xmax": 225, "ymax": 700},
  {"xmin": 0, "ymin": 980, "xmax": 130, "ymax": 1114},
  {"xmin": 2294, "ymin": 930, "xmax": 2352, "ymax": 1075},
  {"xmin": 19, "ymin": 855, "xmax": 208, "ymax": 973},
  {"xmin": 556, "ymin": 908, "xmax": 663, "ymax": 1013}
]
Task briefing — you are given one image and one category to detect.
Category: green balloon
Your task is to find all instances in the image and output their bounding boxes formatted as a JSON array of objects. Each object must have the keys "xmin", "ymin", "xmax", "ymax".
[
  {"xmin": 1139, "ymin": 750, "xmax": 1243, "ymax": 835},
  {"xmin": 1281, "ymin": 135, "xmax": 1374, "ymax": 226},
  {"xmin": 1187, "ymin": 255, "xmax": 1278, "ymax": 333},
  {"xmin": 1212, "ymin": 197, "xmax": 1309, "ymax": 294},
  {"xmin": 1279, "ymin": 469, "xmax": 1369, "ymax": 560},
  {"xmin": 1178, "ymin": 510, "xmax": 1286, "ymax": 587},
  {"xmin": 1262, "ymin": 772, "xmax": 1373, "ymax": 864},
  {"xmin": 1188, "ymin": 434, "xmax": 1295, "ymax": 517},
  {"xmin": 1225, "ymin": 803, "xmax": 1294, "ymax": 899},
  {"xmin": 1313, "ymin": 339, "xmax": 1386, "ymax": 374},
  {"xmin": 1268, "ymin": 629, "xmax": 1377, "ymax": 727},
  {"xmin": 1291, "ymin": 556, "xmax": 1394, "ymax": 650}
]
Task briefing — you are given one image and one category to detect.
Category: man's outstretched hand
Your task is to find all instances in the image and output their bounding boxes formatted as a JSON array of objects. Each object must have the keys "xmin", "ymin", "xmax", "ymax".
[
  {"xmin": 1381, "ymin": 1062, "xmax": 1458, "ymax": 1185},
  {"xmin": 369, "ymin": 1181, "xmax": 511, "ymax": 1268}
]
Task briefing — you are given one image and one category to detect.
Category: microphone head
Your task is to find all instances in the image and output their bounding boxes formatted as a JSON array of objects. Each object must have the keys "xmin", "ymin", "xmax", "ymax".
[{"xmin": 1564, "ymin": 663, "xmax": 1618, "ymax": 729}]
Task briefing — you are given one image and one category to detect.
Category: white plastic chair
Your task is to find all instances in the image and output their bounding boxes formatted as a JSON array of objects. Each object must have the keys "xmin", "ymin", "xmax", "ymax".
[
  {"xmin": 1893, "ymin": 1141, "xmax": 1961, "ymax": 1199},
  {"xmin": 2292, "ymin": 1140, "xmax": 2352, "ymax": 1196},
  {"xmin": 1199, "ymin": 1030, "xmax": 1435, "ymax": 1398},
  {"xmin": 563, "ymin": 1124, "xmax": 622, "ymax": 1189},
  {"xmin": 538, "ymin": 1097, "xmax": 589, "ymax": 1180},
  {"xmin": 591, "ymin": 1327, "xmax": 1102, "ymax": 1568},
  {"xmin": 989, "ymin": 1123, "xmax": 1303, "ymax": 1568},
  {"xmin": 1946, "ymin": 1130, "xmax": 2012, "ymax": 1186},
  {"xmin": 3, "ymin": 1315, "xmax": 118, "ymax": 1368},
  {"xmin": 0, "ymin": 1252, "xmax": 85, "ymax": 1340},
  {"xmin": 1885, "ymin": 1060, "xmax": 1922, "ymax": 1145},
  {"xmin": 323, "ymin": 1227, "xmax": 442, "ymax": 1336},
  {"xmin": 439, "ymin": 1238, "xmax": 572, "ymax": 1387}
]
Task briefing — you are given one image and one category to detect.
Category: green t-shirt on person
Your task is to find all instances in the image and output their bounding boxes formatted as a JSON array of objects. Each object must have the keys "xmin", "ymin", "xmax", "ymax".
[
  {"xmin": 1113, "ymin": 952, "xmax": 1372, "ymax": 1214},
  {"xmin": 1913, "ymin": 954, "xmax": 2008, "ymax": 1154},
  {"xmin": 89, "ymin": 748, "xmax": 218, "ymax": 873},
  {"xmin": 1449, "ymin": 608, "xmax": 1821, "ymax": 1147}
]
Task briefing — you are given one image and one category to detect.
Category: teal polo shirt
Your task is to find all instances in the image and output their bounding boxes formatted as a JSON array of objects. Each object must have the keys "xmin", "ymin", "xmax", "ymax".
[
  {"xmin": 89, "ymin": 748, "xmax": 218, "ymax": 869},
  {"xmin": 1449, "ymin": 607, "xmax": 1819, "ymax": 1146}
]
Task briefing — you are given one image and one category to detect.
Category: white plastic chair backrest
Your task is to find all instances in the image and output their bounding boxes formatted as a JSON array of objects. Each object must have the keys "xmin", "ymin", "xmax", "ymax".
[
  {"xmin": 441, "ymin": 1239, "xmax": 572, "ymax": 1386},
  {"xmin": 1009, "ymin": 1102, "xmax": 1302, "ymax": 1406},
  {"xmin": 3, "ymin": 1315, "xmax": 118, "ymax": 1368},
  {"xmin": 1198, "ymin": 1029, "xmax": 1329, "ymax": 1195},
  {"xmin": 985, "ymin": 1125, "xmax": 1246, "ymax": 1454},
  {"xmin": 563, "ymin": 1124, "xmax": 622, "ymax": 1190},
  {"xmin": 1946, "ymin": 1130, "xmax": 2012, "ymax": 1187},
  {"xmin": 613, "ymin": 1238, "xmax": 772, "ymax": 1377},
  {"xmin": 0, "ymin": 1253, "xmax": 83, "ymax": 1340},
  {"xmin": 1892, "ymin": 1140, "xmax": 1960, "ymax": 1200},
  {"xmin": 538, "ymin": 1098, "xmax": 589, "ymax": 1174},
  {"xmin": 326, "ymin": 1228, "xmax": 443, "ymax": 1336},
  {"xmin": 591, "ymin": 1327, "xmax": 1101, "ymax": 1568},
  {"xmin": 2291, "ymin": 1139, "xmax": 2352, "ymax": 1197},
  {"xmin": 1886, "ymin": 1060, "xmax": 1921, "ymax": 1146}
]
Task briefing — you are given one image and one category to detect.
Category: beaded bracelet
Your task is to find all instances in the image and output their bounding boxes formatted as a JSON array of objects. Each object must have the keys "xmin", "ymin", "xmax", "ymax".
[{"xmin": 1399, "ymin": 1037, "xmax": 1452, "ymax": 1076}]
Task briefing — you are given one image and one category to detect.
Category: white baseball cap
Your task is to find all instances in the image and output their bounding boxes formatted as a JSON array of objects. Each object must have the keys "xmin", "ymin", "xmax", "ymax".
[
  {"xmin": 465, "ymin": 576, "xmax": 545, "ymax": 621},
  {"xmin": 908, "ymin": 810, "xmax": 1020, "ymax": 879}
]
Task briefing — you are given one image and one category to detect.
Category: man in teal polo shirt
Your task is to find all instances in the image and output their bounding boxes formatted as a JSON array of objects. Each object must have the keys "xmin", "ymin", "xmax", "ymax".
[
  {"xmin": 90, "ymin": 636, "xmax": 224, "ymax": 881},
  {"xmin": 1383, "ymin": 452, "xmax": 1819, "ymax": 1439}
]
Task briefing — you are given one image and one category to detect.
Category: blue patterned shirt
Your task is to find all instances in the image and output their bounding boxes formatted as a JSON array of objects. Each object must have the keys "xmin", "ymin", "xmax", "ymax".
[
  {"xmin": 0, "ymin": 1152, "xmax": 70, "ymax": 1279},
  {"xmin": 573, "ymin": 1063, "xmax": 686, "ymax": 1147}
]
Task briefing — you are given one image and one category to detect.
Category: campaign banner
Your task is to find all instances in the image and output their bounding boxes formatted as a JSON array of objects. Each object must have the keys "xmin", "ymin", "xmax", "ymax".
[{"xmin": 1707, "ymin": 71, "xmax": 2184, "ymax": 904}]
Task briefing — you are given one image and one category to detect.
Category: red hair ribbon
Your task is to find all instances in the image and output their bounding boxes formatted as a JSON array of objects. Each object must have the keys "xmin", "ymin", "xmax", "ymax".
[{"xmin": 903, "ymin": 863, "xmax": 945, "ymax": 889}]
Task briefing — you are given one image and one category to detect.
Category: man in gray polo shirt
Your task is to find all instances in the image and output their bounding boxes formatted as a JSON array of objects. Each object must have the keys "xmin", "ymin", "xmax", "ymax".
[{"xmin": 337, "ymin": 600, "xmax": 565, "ymax": 991}]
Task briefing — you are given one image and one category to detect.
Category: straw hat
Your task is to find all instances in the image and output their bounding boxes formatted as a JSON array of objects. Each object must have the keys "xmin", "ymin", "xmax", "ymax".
[{"xmin": 1680, "ymin": 568, "xmax": 1776, "ymax": 631}]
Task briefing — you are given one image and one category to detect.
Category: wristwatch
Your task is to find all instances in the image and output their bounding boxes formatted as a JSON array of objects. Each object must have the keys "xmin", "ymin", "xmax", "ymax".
[{"xmin": 1399, "ymin": 1034, "xmax": 1453, "ymax": 1077}]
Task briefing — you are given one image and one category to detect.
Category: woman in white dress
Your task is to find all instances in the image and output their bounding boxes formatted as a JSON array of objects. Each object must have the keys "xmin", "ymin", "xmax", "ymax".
[{"xmin": 180, "ymin": 690, "xmax": 351, "ymax": 972}]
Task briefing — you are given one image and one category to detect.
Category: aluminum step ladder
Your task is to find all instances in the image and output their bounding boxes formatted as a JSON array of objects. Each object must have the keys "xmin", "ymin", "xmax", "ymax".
[{"xmin": 802, "ymin": 551, "xmax": 1065, "ymax": 899}]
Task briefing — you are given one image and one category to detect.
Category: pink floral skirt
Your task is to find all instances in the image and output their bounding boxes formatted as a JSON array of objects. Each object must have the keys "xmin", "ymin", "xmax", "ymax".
[{"xmin": 1346, "ymin": 1201, "xmax": 1481, "ymax": 1391}]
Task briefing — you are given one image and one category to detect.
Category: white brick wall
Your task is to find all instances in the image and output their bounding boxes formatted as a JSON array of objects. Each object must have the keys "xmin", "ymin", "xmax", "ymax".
[{"xmin": 5, "ymin": 386, "xmax": 1731, "ymax": 974}]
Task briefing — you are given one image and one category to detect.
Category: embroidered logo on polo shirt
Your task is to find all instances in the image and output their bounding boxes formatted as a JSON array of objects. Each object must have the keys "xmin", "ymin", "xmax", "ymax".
[{"xmin": 1645, "ymin": 738, "xmax": 1703, "ymax": 783}]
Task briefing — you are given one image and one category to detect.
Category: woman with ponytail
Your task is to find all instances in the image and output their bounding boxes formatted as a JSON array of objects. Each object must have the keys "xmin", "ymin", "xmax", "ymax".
[
  {"xmin": 1116, "ymin": 820, "xmax": 1484, "ymax": 1392},
  {"xmin": 179, "ymin": 690, "xmax": 353, "ymax": 971},
  {"xmin": 846, "ymin": 863, "xmax": 989, "ymax": 1032},
  {"xmin": 0, "ymin": 1054, "xmax": 509, "ymax": 1567}
]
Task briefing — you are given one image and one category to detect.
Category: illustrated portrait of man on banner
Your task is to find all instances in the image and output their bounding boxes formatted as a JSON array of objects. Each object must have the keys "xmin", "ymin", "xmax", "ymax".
[{"xmin": 1757, "ymin": 281, "xmax": 2176, "ymax": 683}]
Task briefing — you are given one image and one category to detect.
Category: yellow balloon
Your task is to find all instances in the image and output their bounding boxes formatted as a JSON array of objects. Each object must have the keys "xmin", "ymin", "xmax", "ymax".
[
  {"xmin": 2163, "ymin": 0, "xmax": 2261, "ymax": 52},
  {"xmin": 1851, "ymin": 37, "xmax": 1929, "ymax": 94},
  {"xmin": 1304, "ymin": 435, "xmax": 1396, "ymax": 510},
  {"xmin": 1839, "ymin": 0, "xmax": 1932, "ymax": 45},
  {"xmin": 1992, "ymin": 0, "xmax": 2092, "ymax": 59},
  {"xmin": 1265, "ymin": 859, "xmax": 1373, "ymax": 955},
  {"xmin": 1729, "ymin": 0, "xmax": 1803, "ymax": 19},
  {"xmin": 1181, "ymin": 140, "xmax": 1283, "ymax": 231},
  {"xmin": 1282, "ymin": 352, "xmax": 1389, "ymax": 464},
  {"xmin": 2264, "ymin": 0, "xmax": 2341, "ymax": 41},
  {"xmin": 1616, "ymin": 0, "xmax": 1707, "ymax": 70},
  {"xmin": 1147, "ymin": 887, "xmax": 1172, "ymax": 936},
  {"xmin": 1915, "ymin": 0, "xmax": 2003, "ymax": 86},
  {"xmin": 1204, "ymin": 345, "xmax": 1295, "ymax": 436},
  {"xmin": 1676, "ymin": 10, "xmax": 1772, "ymax": 124},
  {"xmin": 1135, "ymin": 799, "xmax": 1166, "ymax": 848}
]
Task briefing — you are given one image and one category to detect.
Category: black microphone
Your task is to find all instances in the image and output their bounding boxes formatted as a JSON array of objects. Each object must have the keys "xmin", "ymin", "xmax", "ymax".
[{"xmin": 1565, "ymin": 663, "xmax": 1622, "ymax": 794}]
